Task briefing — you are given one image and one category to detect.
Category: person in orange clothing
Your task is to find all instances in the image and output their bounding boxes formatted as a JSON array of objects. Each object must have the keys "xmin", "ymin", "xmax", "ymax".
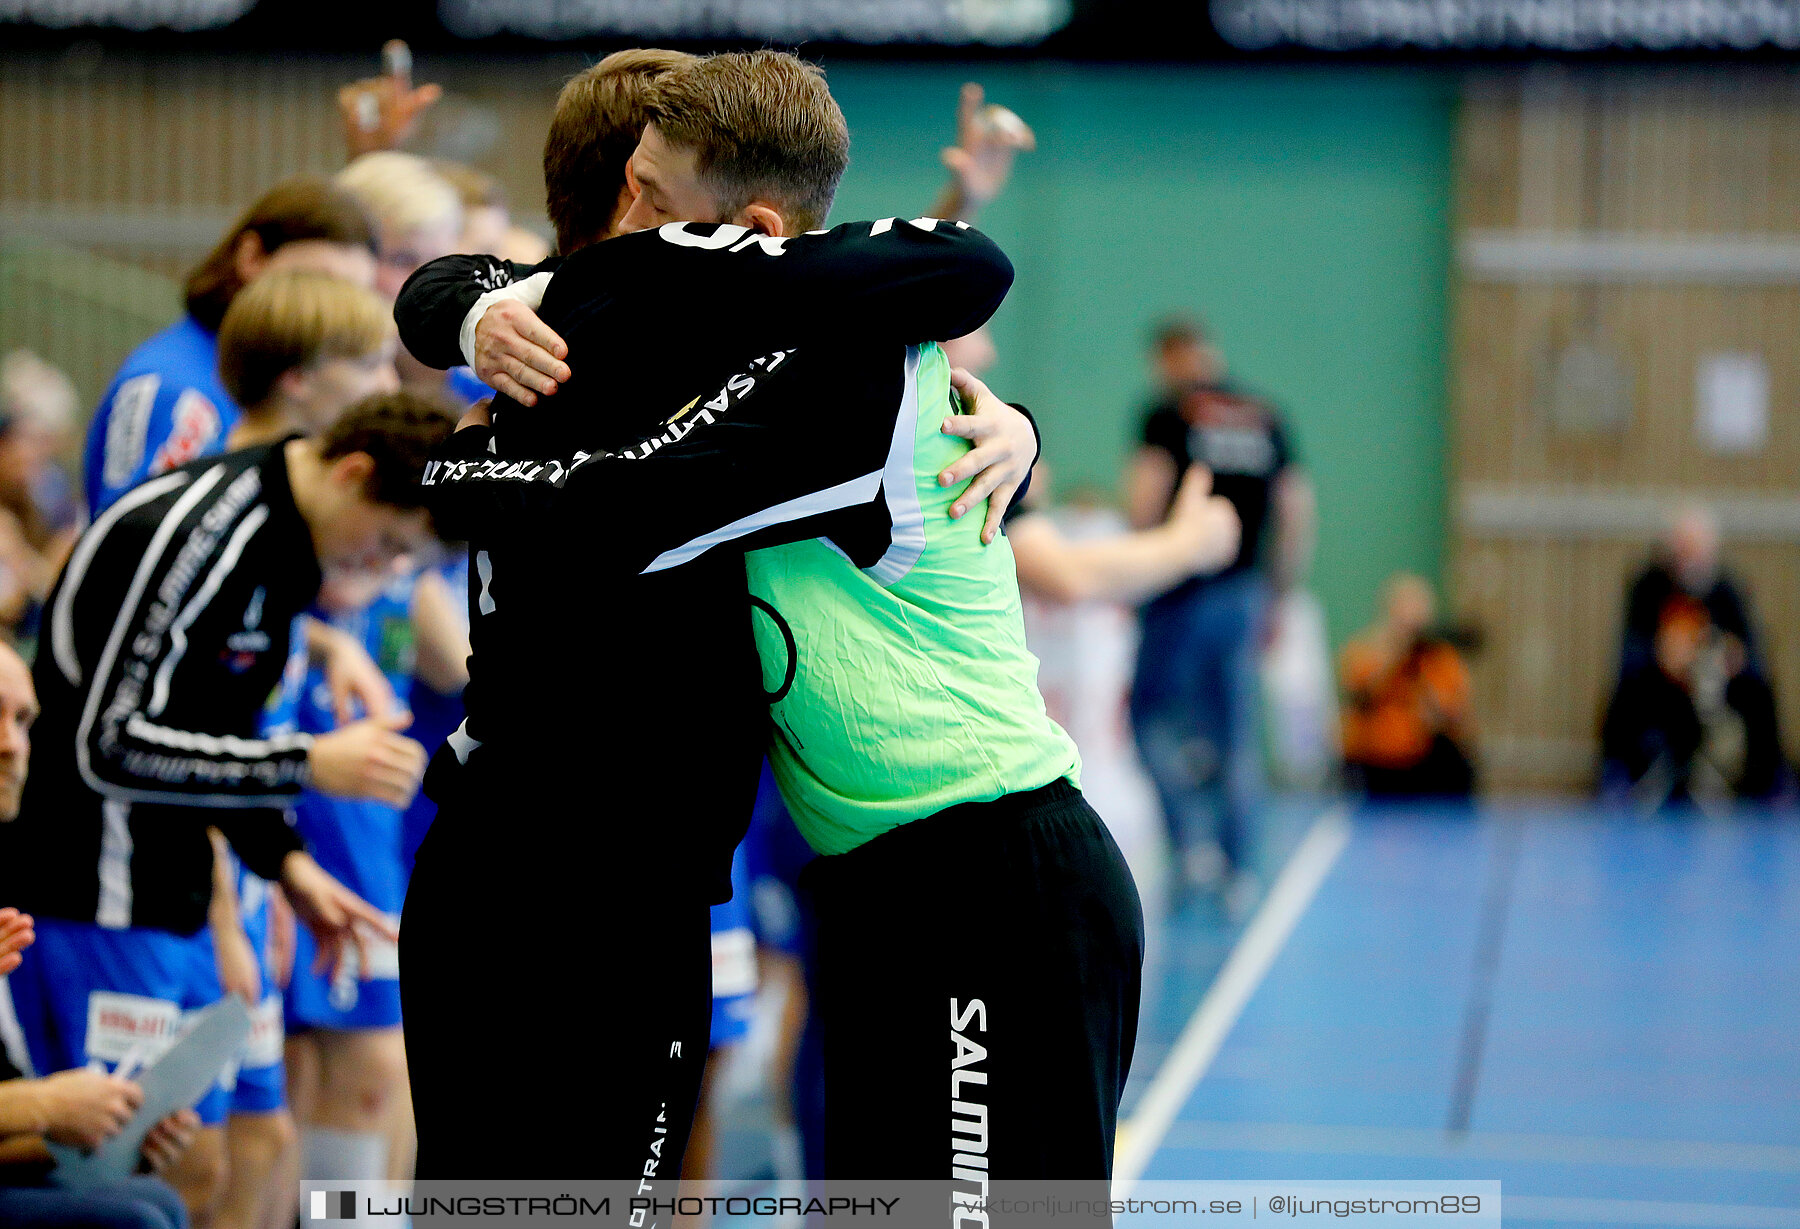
[{"xmin": 1339, "ymin": 574, "xmax": 1476, "ymax": 799}]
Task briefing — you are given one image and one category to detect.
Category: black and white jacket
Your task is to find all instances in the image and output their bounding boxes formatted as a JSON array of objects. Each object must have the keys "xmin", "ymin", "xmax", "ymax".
[
  {"xmin": 0, "ymin": 443, "xmax": 320, "ymax": 935},
  {"xmin": 394, "ymin": 219, "xmax": 1015, "ymax": 902}
]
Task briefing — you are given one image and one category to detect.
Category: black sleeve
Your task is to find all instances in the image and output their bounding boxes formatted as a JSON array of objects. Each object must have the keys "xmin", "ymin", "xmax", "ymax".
[
  {"xmin": 1007, "ymin": 403, "xmax": 1040, "ymax": 516},
  {"xmin": 52, "ymin": 495, "xmax": 315, "ymax": 808},
  {"xmin": 1140, "ymin": 404, "xmax": 1185, "ymax": 457},
  {"xmin": 395, "ymin": 254, "xmax": 563, "ymax": 371},
  {"xmin": 423, "ymin": 348, "xmax": 896, "ymax": 574},
  {"xmin": 426, "ymin": 358, "xmax": 1042, "ymax": 569},
  {"xmin": 212, "ymin": 811, "xmax": 305, "ymax": 881},
  {"xmin": 404, "ymin": 218, "xmax": 1013, "ymax": 371},
  {"xmin": 1269, "ymin": 412, "xmax": 1297, "ymax": 470},
  {"xmin": 611, "ymin": 218, "xmax": 1015, "ymax": 348}
]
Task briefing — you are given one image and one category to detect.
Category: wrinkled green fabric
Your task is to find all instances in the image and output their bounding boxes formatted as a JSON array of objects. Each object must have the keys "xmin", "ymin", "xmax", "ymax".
[{"xmin": 748, "ymin": 342, "xmax": 1080, "ymax": 855}]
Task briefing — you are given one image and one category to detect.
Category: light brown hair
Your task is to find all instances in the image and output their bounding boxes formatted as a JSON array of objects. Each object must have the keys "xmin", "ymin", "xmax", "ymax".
[
  {"xmin": 543, "ymin": 48, "xmax": 696, "ymax": 255},
  {"xmin": 183, "ymin": 178, "xmax": 376, "ymax": 332},
  {"xmin": 432, "ymin": 159, "xmax": 507, "ymax": 212},
  {"xmin": 645, "ymin": 50, "xmax": 850, "ymax": 234},
  {"xmin": 217, "ymin": 271, "xmax": 391, "ymax": 410}
]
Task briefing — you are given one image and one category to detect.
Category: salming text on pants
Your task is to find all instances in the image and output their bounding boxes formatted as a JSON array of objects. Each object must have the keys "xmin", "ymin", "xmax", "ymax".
[
  {"xmin": 400, "ymin": 786, "xmax": 713, "ymax": 1181},
  {"xmin": 805, "ymin": 781, "xmax": 1144, "ymax": 1183}
]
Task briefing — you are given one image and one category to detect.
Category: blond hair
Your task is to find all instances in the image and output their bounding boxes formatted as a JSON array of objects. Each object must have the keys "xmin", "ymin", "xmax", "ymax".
[
  {"xmin": 218, "ymin": 271, "xmax": 392, "ymax": 410},
  {"xmin": 543, "ymin": 48, "xmax": 696, "ymax": 254},
  {"xmin": 337, "ymin": 152, "xmax": 462, "ymax": 244},
  {"xmin": 646, "ymin": 51, "xmax": 850, "ymax": 234},
  {"xmin": 431, "ymin": 159, "xmax": 507, "ymax": 212}
]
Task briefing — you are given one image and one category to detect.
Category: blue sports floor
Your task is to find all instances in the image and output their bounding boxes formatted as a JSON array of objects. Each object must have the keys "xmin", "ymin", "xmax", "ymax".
[{"xmin": 1121, "ymin": 802, "xmax": 1800, "ymax": 1228}]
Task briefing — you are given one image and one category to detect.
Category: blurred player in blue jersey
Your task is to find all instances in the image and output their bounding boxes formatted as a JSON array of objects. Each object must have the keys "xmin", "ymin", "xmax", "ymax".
[
  {"xmin": 282, "ymin": 572, "xmax": 428, "ymax": 1191},
  {"xmin": 142, "ymin": 271, "xmax": 406, "ymax": 1223},
  {"xmin": 83, "ymin": 179, "xmax": 377, "ymax": 519},
  {"xmin": 210, "ymin": 275, "xmax": 463, "ymax": 1197},
  {"xmin": 334, "ymin": 156, "xmax": 477, "ymax": 884},
  {"xmin": 199, "ymin": 828, "xmax": 299, "ymax": 1229}
]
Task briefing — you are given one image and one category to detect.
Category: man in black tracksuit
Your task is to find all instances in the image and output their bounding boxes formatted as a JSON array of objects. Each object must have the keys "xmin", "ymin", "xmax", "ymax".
[
  {"xmin": 400, "ymin": 52, "xmax": 1147, "ymax": 1201},
  {"xmin": 395, "ymin": 214, "xmax": 1017, "ymax": 1181},
  {"xmin": 0, "ymin": 400, "xmax": 449, "ymax": 1124}
]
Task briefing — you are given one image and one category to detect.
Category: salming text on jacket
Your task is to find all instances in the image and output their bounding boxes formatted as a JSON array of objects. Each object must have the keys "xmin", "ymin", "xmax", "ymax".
[{"xmin": 0, "ymin": 442, "xmax": 322, "ymax": 935}]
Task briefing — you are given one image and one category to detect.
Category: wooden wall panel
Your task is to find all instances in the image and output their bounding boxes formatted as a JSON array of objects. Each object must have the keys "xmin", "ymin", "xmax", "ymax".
[
  {"xmin": 1451, "ymin": 71, "xmax": 1800, "ymax": 793},
  {"xmin": 0, "ymin": 49, "xmax": 572, "ymax": 272}
]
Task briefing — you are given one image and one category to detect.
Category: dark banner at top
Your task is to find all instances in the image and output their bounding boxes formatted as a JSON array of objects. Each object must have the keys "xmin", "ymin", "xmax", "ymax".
[
  {"xmin": 1208, "ymin": 0, "xmax": 1800, "ymax": 53},
  {"xmin": 3, "ymin": 0, "xmax": 1799, "ymax": 59}
]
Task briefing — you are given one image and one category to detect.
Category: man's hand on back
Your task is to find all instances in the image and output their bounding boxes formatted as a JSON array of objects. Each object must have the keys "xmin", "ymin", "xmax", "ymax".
[
  {"xmin": 475, "ymin": 302, "xmax": 569, "ymax": 408},
  {"xmin": 939, "ymin": 367, "xmax": 1039, "ymax": 546}
]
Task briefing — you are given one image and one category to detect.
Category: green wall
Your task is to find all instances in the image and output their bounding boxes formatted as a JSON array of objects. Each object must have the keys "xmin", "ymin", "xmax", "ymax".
[{"xmin": 823, "ymin": 64, "xmax": 1456, "ymax": 647}]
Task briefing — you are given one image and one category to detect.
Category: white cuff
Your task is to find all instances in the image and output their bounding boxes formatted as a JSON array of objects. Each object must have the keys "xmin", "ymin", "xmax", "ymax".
[{"xmin": 459, "ymin": 271, "xmax": 555, "ymax": 371}]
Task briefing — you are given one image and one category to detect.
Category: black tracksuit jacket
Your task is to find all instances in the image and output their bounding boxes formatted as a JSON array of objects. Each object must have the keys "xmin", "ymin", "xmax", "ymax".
[
  {"xmin": 0, "ymin": 443, "xmax": 317, "ymax": 935},
  {"xmin": 393, "ymin": 218, "xmax": 1013, "ymax": 902}
]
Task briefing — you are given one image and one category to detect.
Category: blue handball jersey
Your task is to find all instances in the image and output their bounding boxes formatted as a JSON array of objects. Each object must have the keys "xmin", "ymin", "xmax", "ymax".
[
  {"xmin": 83, "ymin": 315, "xmax": 241, "ymax": 518},
  {"xmin": 291, "ymin": 578, "xmax": 416, "ymax": 914}
]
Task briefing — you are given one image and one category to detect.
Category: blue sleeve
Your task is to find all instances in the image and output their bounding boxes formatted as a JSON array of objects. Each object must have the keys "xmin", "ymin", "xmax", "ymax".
[{"xmin": 85, "ymin": 372, "xmax": 228, "ymax": 517}]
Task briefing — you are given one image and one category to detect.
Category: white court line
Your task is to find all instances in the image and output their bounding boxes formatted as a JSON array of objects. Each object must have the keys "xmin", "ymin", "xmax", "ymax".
[
  {"xmin": 1112, "ymin": 805, "xmax": 1352, "ymax": 1194},
  {"xmin": 1504, "ymin": 1195, "xmax": 1800, "ymax": 1228}
]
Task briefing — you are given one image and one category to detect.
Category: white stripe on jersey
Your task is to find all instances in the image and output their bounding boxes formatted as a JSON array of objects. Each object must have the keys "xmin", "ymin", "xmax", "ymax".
[
  {"xmin": 865, "ymin": 345, "xmax": 928, "ymax": 586},
  {"xmin": 120, "ymin": 716, "xmax": 311, "ymax": 759},
  {"xmin": 447, "ymin": 719, "xmax": 481, "ymax": 765},
  {"xmin": 643, "ymin": 470, "xmax": 884, "ymax": 574},
  {"xmin": 73, "ymin": 465, "xmax": 225, "ymax": 800},
  {"xmin": 148, "ymin": 505, "xmax": 270, "ymax": 718},
  {"xmin": 96, "ymin": 798, "xmax": 134, "ymax": 929},
  {"xmin": 53, "ymin": 471, "xmax": 191, "ymax": 686}
]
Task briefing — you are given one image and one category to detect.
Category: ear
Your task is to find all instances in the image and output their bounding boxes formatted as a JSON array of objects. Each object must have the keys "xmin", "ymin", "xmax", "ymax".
[
  {"xmin": 739, "ymin": 202, "xmax": 787, "ymax": 238},
  {"xmin": 327, "ymin": 450, "xmax": 376, "ymax": 492},
  {"xmin": 601, "ymin": 180, "xmax": 636, "ymax": 241},
  {"xmin": 233, "ymin": 231, "xmax": 268, "ymax": 284}
]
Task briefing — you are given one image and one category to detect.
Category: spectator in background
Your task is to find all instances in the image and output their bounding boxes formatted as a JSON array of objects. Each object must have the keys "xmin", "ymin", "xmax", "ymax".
[
  {"xmin": 334, "ymin": 153, "xmax": 463, "ymax": 404},
  {"xmin": 216, "ymin": 273, "xmax": 401, "ymax": 445},
  {"xmin": 1339, "ymin": 574, "xmax": 1475, "ymax": 800},
  {"xmin": 1124, "ymin": 318, "xmax": 1312, "ymax": 904},
  {"xmin": 430, "ymin": 160, "xmax": 550, "ymax": 268},
  {"xmin": 0, "ymin": 638, "xmax": 202, "ymax": 1229},
  {"xmin": 431, "ymin": 160, "xmax": 510, "ymax": 255},
  {"xmin": 1602, "ymin": 506, "xmax": 1786, "ymax": 806},
  {"xmin": 82, "ymin": 178, "xmax": 377, "ymax": 518},
  {"xmin": 335, "ymin": 152, "xmax": 460, "ymax": 311},
  {"xmin": 0, "ymin": 351, "xmax": 81, "ymax": 535},
  {"xmin": 0, "ymin": 353, "xmax": 84, "ymax": 642}
]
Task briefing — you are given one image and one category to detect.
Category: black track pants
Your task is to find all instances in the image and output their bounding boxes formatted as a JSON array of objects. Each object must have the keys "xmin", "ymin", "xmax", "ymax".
[
  {"xmin": 806, "ymin": 781, "xmax": 1145, "ymax": 1183},
  {"xmin": 400, "ymin": 792, "xmax": 712, "ymax": 1182}
]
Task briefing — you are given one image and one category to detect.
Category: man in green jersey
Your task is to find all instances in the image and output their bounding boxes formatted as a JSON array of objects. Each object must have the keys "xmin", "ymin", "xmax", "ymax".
[{"xmin": 403, "ymin": 51, "xmax": 1143, "ymax": 1185}]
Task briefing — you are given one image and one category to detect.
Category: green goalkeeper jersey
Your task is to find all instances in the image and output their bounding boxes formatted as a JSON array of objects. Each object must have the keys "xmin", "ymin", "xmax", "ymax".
[{"xmin": 746, "ymin": 342, "xmax": 1081, "ymax": 855}]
